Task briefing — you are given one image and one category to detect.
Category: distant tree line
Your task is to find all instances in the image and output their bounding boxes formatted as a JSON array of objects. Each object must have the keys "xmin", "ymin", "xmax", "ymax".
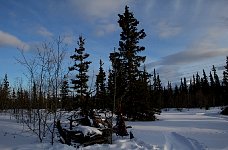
[
  {"xmin": 151, "ymin": 62, "xmax": 228, "ymax": 109},
  {"xmin": 1, "ymin": 56, "xmax": 227, "ymax": 115}
]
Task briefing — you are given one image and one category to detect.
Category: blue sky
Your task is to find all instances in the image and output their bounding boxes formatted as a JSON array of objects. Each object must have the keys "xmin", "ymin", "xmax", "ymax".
[{"xmin": 0, "ymin": 0, "xmax": 228, "ymax": 86}]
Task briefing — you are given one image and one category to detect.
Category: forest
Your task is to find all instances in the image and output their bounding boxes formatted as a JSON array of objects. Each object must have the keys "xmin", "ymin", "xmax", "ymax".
[{"xmin": 1, "ymin": 6, "xmax": 228, "ymax": 122}]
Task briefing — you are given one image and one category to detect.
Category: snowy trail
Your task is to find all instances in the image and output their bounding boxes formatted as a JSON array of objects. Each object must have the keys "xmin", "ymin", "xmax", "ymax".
[
  {"xmin": 164, "ymin": 132, "xmax": 206, "ymax": 150},
  {"xmin": 129, "ymin": 108, "xmax": 228, "ymax": 150}
]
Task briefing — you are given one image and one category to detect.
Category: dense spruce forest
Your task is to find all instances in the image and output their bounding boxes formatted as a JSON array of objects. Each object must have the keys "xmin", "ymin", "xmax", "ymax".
[{"xmin": 0, "ymin": 6, "xmax": 228, "ymax": 122}]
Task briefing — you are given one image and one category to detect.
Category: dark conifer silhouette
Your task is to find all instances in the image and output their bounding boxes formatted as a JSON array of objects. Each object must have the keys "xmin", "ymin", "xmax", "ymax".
[
  {"xmin": 223, "ymin": 56, "xmax": 228, "ymax": 87},
  {"xmin": 60, "ymin": 75, "xmax": 70, "ymax": 110},
  {"xmin": 201, "ymin": 69, "xmax": 210, "ymax": 109},
  {"xmin": 108, "ymin": 6, "xmax": 156, "ymax": 120},
  {"xmin": 212, "ymin": 65, "xmax": 221, "ymax": 106},
  {"xmin": 95, "ymin": 59, "xmax": 107, "ymax": 109},
  {"xmin": 222, "ymin": 56, "xmax": 228, "ymax": 105},
  {"xmin": 0, "ymin": 74, "xmax": 10, "ymax": 110},
  {"xmin": 69, "ymin": 36, "xmax": 91, "ymax": 109}
]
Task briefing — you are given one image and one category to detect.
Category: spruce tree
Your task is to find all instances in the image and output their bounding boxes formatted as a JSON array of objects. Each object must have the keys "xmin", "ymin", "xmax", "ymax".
[
  {"xmin": 201, "ymin": 69, "xmax": 209, "ymax": 109},
  {"xmin": 212, "ymin": 65, "xmax": 220, "ymax": 87},
  {"xmin": 109, "ymin": 6, "xmax": 153, "ymax": 120},
  {"xmin": 212, "ymin": 65, "xmax": 221, "ymax": 105},
  {"xmin": 183, "ymin": 78, "xmax": 188, "ymax": 107},
  {"xmin": 209, "ymin": 71, "xmax": 216, "ymax": 106},
  {"xmin": 174, "ymin": 84, "xmax": 180, "ymax": 108},
  {"xmin": 11, "ymin": 88, "xmax": 17, "ymax": 113},
  {"xmin": 188, "ymin": 79, "xmax": 193, "ymax": 107},
  {"xmin": 222, "ymin": 56, "xmax": 228, "ymax": 105},
  {"xmin": 0, "ymin": 74, "xmax": 10, "ymax": 110},
  {"xmin": 223, "ymin": 71, "xmax": 228, "ymax": 87},
  {"xmin": 222, "ymin": 56, "xmax": 228, "ymax": 88},
  {"xmin": 109, "ymin": 50, "xmax": 126, "ymax": 113},
  {"xmin": 195, "ymin": 72, "xmax": 202, "ymax": 107},
  {"xmin": 209, "ymin": 71, "xmax": 215, "ymax": 87},
  {"xmin": 167, "ymin": 81, "xmax": 173, "ymax": 108},
  {"xmin": 202, "ymin": 69, "xmax": 209, "ymax": 92},
  {"xmin": 195, "ymin": 72, "xmax": 201, "ymax": 90},
  {"xmin": 152, "ymin": 69, "xmax": 157, "ymax": 90},
  {"xmin": 133, "ymin": 66, "xmax": 155, "ymax": 120},
  {"xmin": 107, "ymin": 69, "xmax": 115, "ymax": 110},
  {"xmin": 118, "ymin": 6, "xmax": 146, "ymax": 84},
  {"xmin": 69, "ymin": 36, "xmax": 91, "ymax": 109},
  {"xmin": 95, "ymin": 59, "xmax": 107, "ymax": 109},
  {"xmin": 151, "ymin": 69, "xmax": 163, "ymax": 108},
  {"xmin": 60, "ymin": 75, "xmax": 70, "ymax": 110},
  {"xmin": 190, "ymin": 74, "xmax": 199, "ymax": 107}
]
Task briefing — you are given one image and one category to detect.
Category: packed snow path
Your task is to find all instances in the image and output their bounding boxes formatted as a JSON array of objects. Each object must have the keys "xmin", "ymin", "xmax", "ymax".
[
  {"xmin": 129, "ymin": 108, "xmax": 228, "ymax": 150},
  {"xmin": 164, "ymin": 132, "xmax": 205, "ymax": 150},
  {"xmin": 0, "ymin": 108, "xmax": 228, "ymax": 149}
]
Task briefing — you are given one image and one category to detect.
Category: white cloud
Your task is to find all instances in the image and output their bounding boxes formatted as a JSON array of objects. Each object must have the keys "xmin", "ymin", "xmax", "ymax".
[
  {"xmin": 36, "ymin": 26, "xmax": 53, "ymax": 38},
  {"xmin": 173, "ymin": 0, "xmax": 181, "ymax": 11},
  {"xmin": 0, "ymin": 30, "xmax": 29, "ymax": 50},
  {"xmin": 62, "ymin": 34, "xmax": 74, "ymax": 44},
  {"xmin": 69, "ymin": 0, "xmax": 131, "ymax": 36},
  {"xmin": 95, "ymin": 23, "xmax": 118, "ymax": 37},
  {"xmin": 70, "ymin": 0, "xmax": 130, "ymax": 20},
  {"xmin": 146, "ymin": 25, "xmax": 228, "ymax": 83},
  {"xmin": 157, "ymin": 21, "xmax": 182, "ymax": 38},
  {"xmin": 148, "ymin": 25, "xmax": 228, "ymax": 67}
]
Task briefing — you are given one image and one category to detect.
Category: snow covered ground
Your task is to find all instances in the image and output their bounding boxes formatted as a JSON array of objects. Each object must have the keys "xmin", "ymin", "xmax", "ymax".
[{"xmin": 0, "ymin": 107, "xmax": 228, "ymax": 150}]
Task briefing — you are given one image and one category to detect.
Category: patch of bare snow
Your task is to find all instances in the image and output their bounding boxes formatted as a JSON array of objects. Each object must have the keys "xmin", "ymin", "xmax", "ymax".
[
  {"xmin": 74, "ymin": 125, "xmax": 102, "ymax": 136},
  {"xmin": 164, "ymin": 132, "xmax": 206, "ymax": 150}
]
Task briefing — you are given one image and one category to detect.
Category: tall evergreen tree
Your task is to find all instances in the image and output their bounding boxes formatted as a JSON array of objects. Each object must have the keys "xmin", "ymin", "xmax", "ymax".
[
  {"xmin": 0, "ymin": 74, "xmax": 10, "ymax": 110},
  {"xmin": 150, "ymin": 69, "xmax": 163, "ymax": 108},
  {"xmin": 183, "ymin": 78, "xmax": 188, "ymax": 107},
  {"xmin": 152, "ymin": 69, "xmax": 162, "ymax": 90},
  {"xmin": 209, "ymin": 71, "xmax": 215, "ymax": 87},
  {"xmin": 107, "ymin": 69, "xmax": 115, "ymax": 110},
  {"xmin": 117, "ymin": 6, "xmax": 146, "ymax": 84},
  {"xmin": 202, "ymin": 69, "xmax": 209, "ymax": 91},
  {"xmin": 195, "ymin": 72, "xmax": 203, "ymax": 107},
  {"xmin": 222, "ymin": 56, "xmax": 228, "ymax": 105},
  {"xmin": 11, "ymin": 88, "xmax": 17, "ymax": 113},
  {"xmin": 69, "ymin": 36, "xmax": 91, "ymax": 109},
  {"xmin": 222, "ymin": 56, "xmax": 228, "ymax": 88},
  {"xmin": 109, "ymin": 6, "xmax": 154, "ymax": 120},
  {"xmin": 181, "ymin": 78, "xmax": 188, "ymax": 94},
  {"xmin": 60, "ymin": 75, "xmax": 70, "ymax": 110},
  {"xmin": 156, "ymin": 74, "xmax": 162, "ymax": 91},
  {"xmin": 109, "ymin": 50, "xmax": 126, "ymax": 113},
  {"xmin": 173, "ymin": 84, "xmax": 180, "ymax": 108},
  {"xmin": 201, "ymin": 69, "xmax": 209, "ymax": 108},
  {"xmin": 195, "ymin": 72, "xmax": 201, "ymax": 90},
  {"xmin": 152, "ymin": 69, "xmax": 157, "ymax": 90},
  {"xmin": 95, "ymin": 59, "xmax": 107, "ymax": 109},
  {"xmin": 212, "ymin": 65, "xmax": 220, "ymax": 87},
  {"xmin": 167, "ymin": 81, "xmax": 173, "ymax": 108},
  {"xmin": 212, "ymin": 65, "xmax": 221, "ymax": 105},
  {"xmin": 132, "ymin": 65, "xmax": 155, "ymax": 120},
  {"xmin": 209, "ymin": 71, "xmax": 216, "ymax": 106},
  {"xmin": 188, "ymin": 79, "xmax": 194, "ymax": 107}
]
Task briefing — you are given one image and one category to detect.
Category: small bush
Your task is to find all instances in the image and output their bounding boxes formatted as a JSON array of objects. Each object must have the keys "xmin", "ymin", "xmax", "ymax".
[{"xmin": 132, "ymin": 111, "xmax": 157, "ymax": 121}]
